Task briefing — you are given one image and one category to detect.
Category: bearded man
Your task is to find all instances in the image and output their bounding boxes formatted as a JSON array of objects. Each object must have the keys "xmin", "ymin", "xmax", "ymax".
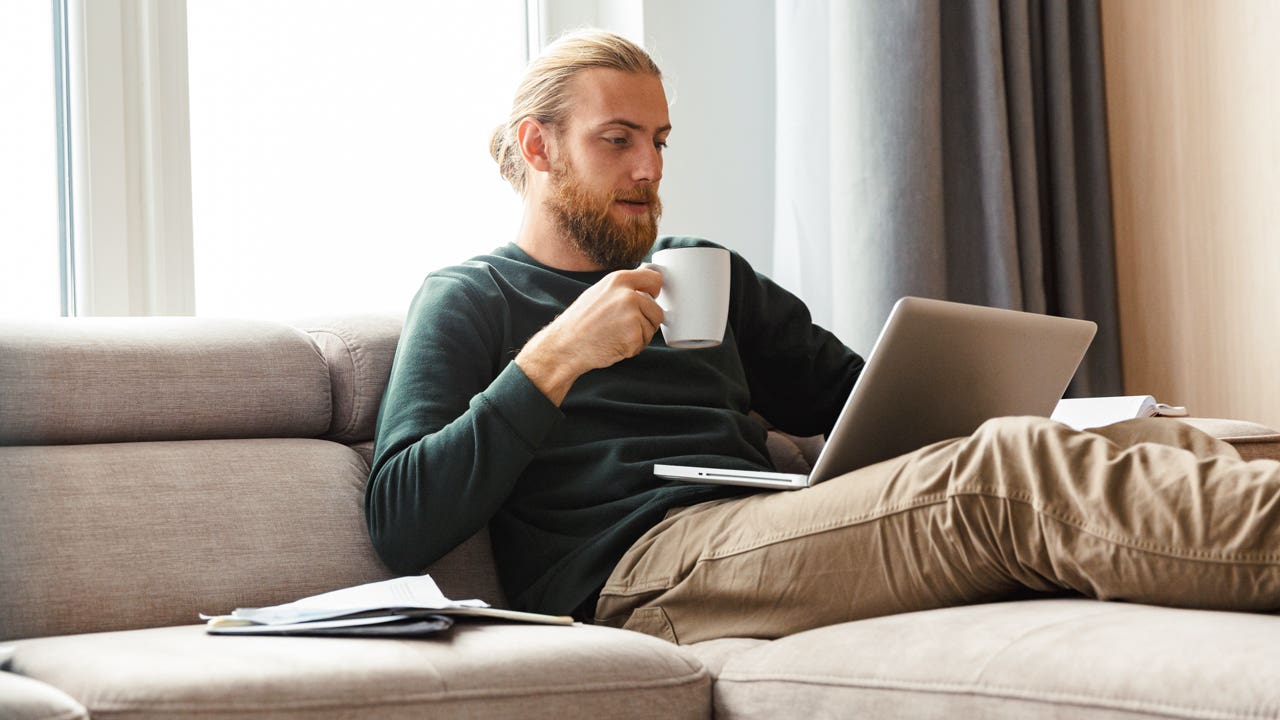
[{"xmin": 367, "ymin": 30, "xmax": 1280, "ymax": 644}]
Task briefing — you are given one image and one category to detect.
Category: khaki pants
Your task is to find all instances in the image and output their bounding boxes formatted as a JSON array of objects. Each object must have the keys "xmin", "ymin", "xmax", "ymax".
[{"xmin": 595, "ymin": 417, "xmax": 1280, "ymax": 644}]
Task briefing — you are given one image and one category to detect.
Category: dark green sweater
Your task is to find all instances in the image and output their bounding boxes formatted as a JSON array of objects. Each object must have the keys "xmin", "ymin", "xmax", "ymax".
[{"xmin": 367, "ymin": 236, "xmax": 864, "ymax": 615}]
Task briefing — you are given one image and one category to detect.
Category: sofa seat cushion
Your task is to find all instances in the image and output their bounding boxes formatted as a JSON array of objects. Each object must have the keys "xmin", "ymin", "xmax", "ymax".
[
  {"xmin": 703, "ymin": 599, "xmax": 1280, "ymax": 719},
  {"xmin": 682, "ymin": 638, "xmax": 769, "ymax": 677},
  {"xmin": 0, "ymin": 671, "xmax": 88, "ymax": 720},
  {"xmin": 8, "ymin": 623, "xmax": 710, "ymax": 720}
]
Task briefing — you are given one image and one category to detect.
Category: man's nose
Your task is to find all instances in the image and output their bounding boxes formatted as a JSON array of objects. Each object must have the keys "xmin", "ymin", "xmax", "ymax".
[{"xmin": 632, "ymin": 144, "xmax": 663, "ymax": 183}]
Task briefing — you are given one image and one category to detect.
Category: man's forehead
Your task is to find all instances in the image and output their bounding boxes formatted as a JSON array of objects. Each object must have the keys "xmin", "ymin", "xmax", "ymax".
[{"xmin": 565, "ymin": 68, "xmax": 670, "ymax": 131}]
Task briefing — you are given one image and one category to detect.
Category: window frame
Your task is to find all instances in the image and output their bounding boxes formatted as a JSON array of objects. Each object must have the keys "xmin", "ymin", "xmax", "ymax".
[{"xmin": 65, "ymin": 0, "xmax": 194, "ymax": 316}]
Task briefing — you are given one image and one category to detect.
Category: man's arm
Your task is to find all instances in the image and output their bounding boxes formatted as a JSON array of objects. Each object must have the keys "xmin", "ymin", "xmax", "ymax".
[
  {"xmin": 731, "ymin": 257, "xmax": 866, "ymax": 437},
  {"xmin": 365, "ymin": 267, "xmax": 664, "ymax": 574},
  {"xmin": 515, "ymin": 268, "xmax": 663, "ymax": 405},
  {"xmin": 366, "ymin": 273, "xmax": 560, "ymax": 574}
]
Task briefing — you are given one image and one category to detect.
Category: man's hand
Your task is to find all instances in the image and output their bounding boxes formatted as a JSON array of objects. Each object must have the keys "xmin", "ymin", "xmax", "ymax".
[{"xmin": 516, "ymin": 267, "xmax": 664, "ymax": 406}]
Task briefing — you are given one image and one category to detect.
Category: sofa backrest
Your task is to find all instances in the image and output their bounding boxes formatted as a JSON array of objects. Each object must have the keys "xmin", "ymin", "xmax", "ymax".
[
  {"xmin": 0, "ymin": 318, "xmax": 332, "ymax": 446},
  {"xmin": 0, "ymin": 316, "xmax": 505, "ymax": 642}
]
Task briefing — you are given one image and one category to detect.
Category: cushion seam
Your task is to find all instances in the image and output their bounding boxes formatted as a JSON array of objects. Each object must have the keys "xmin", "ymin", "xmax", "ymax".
[
  {"xmin": 1224, "ymin": 435, "xmax": 1280, "ymax": 444},
  {"xmin": 80, "ymin": 668, "xmax": 710, "ymax": 714},
  {"xmin": 713, "ymin": 674, "xmax": 1273, "ymax": 720}
]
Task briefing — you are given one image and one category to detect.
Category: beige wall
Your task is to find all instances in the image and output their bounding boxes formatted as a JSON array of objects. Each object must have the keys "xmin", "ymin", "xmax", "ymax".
[{"xmin": 1101, "ymin": 0, "xmax": 1280, "ymax": 429}]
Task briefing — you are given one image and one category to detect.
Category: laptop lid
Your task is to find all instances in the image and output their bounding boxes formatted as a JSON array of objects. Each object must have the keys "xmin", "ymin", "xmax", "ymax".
[
  {"xmin": 654, "ymin": 296, "xmax": 1096, "ymax": 489},
  {"xmin": 805, "ymin": 296, "xmax": 1096, "ymax": 483}
]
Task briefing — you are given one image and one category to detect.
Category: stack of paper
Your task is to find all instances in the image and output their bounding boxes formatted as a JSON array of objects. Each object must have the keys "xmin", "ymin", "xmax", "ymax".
[{"xmin": 201, "ymin": 575, "xmax": 573, "ymax": 636}]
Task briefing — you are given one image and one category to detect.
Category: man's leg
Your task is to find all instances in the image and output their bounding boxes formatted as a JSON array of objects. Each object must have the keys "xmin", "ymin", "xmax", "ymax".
[{"xmin": 595, "ymin": 417, "xmax": 1280, "ymax": 644}]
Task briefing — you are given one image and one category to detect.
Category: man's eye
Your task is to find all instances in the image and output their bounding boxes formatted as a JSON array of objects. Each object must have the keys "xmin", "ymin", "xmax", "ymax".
[
  {"xmin": 655, "ymin": 140, "xmax": 668, "ymax": 152},
  {"xmin": 605, "ymin": 136, "xmax": 628, "ymax": 146}
]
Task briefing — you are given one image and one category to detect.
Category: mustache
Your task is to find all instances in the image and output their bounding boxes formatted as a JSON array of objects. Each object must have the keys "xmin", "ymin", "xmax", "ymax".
[
  {"xmin": 587, "ymin": 185, "xmax": 660, "ymax": 225},
  {"xmin": 610, "ymin": 185, "xmax": 659, "ymax": 204}
]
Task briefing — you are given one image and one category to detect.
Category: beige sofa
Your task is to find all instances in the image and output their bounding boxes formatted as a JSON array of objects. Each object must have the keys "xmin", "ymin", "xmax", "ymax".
[{"xmin": 3, "ymin": 315, "xmax": 1280, "ymax": 720}]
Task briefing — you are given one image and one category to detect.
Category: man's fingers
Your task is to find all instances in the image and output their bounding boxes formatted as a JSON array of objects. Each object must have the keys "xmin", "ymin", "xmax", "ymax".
[
  {"xmin": 613, "ymin": 267, "xmax": 664, "ymax": 298},
  {"xmin": 636, "ymin": 290, "xmax": 665, "ymax": 328}
]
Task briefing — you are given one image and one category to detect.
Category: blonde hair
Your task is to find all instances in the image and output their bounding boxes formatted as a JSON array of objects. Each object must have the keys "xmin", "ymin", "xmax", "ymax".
[{"xmin": 489, "ymin": 29, "xmax": 662, "ymax": 194}]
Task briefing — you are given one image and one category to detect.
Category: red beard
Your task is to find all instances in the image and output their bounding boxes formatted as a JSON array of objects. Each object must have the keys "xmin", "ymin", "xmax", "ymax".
[{"xmin": 545, "ymin": 159, "xmax": 663, "ymax": 270}]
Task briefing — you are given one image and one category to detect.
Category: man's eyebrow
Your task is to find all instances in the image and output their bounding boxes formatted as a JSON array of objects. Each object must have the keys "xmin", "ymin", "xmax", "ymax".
[{"xmin": 597, "ymin": 119, "xmax": 673, "ymax": 133}]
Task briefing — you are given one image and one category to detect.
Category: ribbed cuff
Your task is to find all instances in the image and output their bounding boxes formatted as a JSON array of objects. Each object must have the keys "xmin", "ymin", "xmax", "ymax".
[{"xmin": 476, "ymin": 361, "xmax": 565, "ymax": 450}]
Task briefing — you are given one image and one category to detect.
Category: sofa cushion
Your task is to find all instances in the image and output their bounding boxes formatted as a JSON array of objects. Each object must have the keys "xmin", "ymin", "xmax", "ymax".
[
  {"xmin": 1178, "ymin": 417, "xmax": 1280, "ymax": 462},
  {"xmin": 704, "ymin": 599, "xmax": 1280, "ymax": 719},
  {"xmin": 0, "ymin": 671, "xmax": 88, "ymax": 720},
  {"xmin": 682, "ymin": 637, "xmax": 769, "ymax": 677},
  {"xmin": 299, "ymin": 315, "xmax": 403, "ymax": 444},
  {"xmin": 424, "ymin": 530, "xmax": 512, "ymax": 609},
  {"xmin": 8, "ymin": 623, "xmax": 710, "ymax": 720},
  {"xmin": 0, "ymin": 439, "xmax": 392, "ymax": 640},
  {"xmin": 0, "ymin": 318, "xmax": 331, "ymax": 445}
]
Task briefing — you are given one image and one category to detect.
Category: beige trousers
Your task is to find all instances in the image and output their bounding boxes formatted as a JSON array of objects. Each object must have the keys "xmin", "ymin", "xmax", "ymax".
[{"xmin": 595, "ymin": 417, "xmax": 1280, "ymax": 644}]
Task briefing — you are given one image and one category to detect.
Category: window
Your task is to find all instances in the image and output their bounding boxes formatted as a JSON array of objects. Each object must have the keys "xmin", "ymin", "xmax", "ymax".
[
  {"xmin": 0, "ymin": 1, "xmax": 63, "ymax": 318},
  {"xmin": 185, "ymin": 0, "xmax": 528, "ymax": 318}
]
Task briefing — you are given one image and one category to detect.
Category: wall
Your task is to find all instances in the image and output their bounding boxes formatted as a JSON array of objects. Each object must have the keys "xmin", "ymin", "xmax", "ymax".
[
  {"xmin": 1100, "ymin": 0, "xmax": 1280, "ymax": 429},
  {"xmin": 539, "ymin": 0, "xmax": 777, "ymax": 275},
  {"xmin": 642, "ymin": 1, "xmax": 775, "ymax": 275}
]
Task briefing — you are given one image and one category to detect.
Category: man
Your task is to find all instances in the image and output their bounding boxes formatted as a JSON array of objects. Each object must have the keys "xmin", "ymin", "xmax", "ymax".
[{"xmin": 368, "ymin": 30, "xmax": 1280, "ymax": 644}]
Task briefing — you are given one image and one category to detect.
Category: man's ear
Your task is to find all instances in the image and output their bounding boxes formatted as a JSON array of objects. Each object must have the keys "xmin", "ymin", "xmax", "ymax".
[{"xmin": 517, "ymin": 118, "xmax": 553, "ymax": 173}]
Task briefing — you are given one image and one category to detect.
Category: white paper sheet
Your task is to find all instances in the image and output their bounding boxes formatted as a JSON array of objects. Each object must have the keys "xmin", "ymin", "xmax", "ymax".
[{"xmin": 205, "ymin": 575, "xmax": 488, "ymax": 626}]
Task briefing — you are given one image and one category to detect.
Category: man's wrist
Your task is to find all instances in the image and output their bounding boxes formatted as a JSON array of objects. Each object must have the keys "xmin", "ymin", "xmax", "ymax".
[{"xmin": 515, "ymin": 328, "xmax": 582, "ymax": 407}]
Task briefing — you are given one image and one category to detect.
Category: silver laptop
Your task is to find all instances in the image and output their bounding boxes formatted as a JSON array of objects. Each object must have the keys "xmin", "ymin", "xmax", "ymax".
[{"xmin": 654, "ymin": 296, "xmax": 1097, "ymax": 490}]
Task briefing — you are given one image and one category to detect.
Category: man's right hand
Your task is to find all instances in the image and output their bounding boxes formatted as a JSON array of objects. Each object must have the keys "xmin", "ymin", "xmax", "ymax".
[{"xmin": 515, "ymin": 267, "xmax": 664, "ymax": 406}]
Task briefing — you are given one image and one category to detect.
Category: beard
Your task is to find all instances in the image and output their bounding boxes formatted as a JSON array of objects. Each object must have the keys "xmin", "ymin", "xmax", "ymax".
[{"xmin": 545, "ymin": 158, "xmax": 662, "ymax": 271}]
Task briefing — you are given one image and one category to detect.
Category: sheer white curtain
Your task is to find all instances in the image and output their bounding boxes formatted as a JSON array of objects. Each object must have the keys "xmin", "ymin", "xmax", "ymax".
[
  {"xmin": 772, "ymin": 1, "xmax": 832, "ymax": 333},
  {"xmin": 775, "ymin": 1, "xmax": 948, "ymax": 355},
  {"xmin": 772, "ymin": 0, "xmax": 1121, "ymax": 394}
]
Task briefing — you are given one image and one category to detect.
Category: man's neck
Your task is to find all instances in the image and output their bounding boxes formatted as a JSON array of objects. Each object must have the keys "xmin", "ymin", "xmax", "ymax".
[{"xmin": 515, "ymin": 208, "xmax": 604, "ymax": 272}]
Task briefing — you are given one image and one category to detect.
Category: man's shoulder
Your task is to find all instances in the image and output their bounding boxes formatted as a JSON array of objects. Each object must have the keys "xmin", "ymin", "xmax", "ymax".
[
  {"xmin": 410, "ymin": 250, "xmax": 521, "ymax": 318},
  {"xmin": 652, "ymin": 235, "xmax": 727, "ymax": 254},
  {"xmin": 424, "ymin": 246, "xmax": 527, "ymax": 292}
]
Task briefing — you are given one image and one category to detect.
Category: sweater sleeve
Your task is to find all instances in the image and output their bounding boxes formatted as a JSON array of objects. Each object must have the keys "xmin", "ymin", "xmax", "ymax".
[
  {"xmin": 730, "ymin": 253, "xmax": 865, "ymax": 438},
  {"xmin": 365, "ymin": 271, "xmax": 563, "ymax": 574}
]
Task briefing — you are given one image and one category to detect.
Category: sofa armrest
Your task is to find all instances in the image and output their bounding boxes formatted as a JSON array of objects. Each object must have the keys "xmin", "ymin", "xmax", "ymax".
[{"xmin": 1177, "ymin": 417, "xmax": 1280, "ymax": 462}]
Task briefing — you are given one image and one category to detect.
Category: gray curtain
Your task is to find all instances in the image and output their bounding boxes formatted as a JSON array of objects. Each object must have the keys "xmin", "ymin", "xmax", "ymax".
[{"xmin": 774, "ymin": 0, "xmax": 1121, "ymax": 396}]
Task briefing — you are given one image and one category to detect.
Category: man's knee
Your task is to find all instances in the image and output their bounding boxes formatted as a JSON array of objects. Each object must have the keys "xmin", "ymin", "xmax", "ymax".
[
  {"xmin": 962, "ymin": 416, "xmax": 1079, "ymax": 475},
  {"xmin": 972, "ymin": 415, "xmax": 1064, "ymax": 444}
]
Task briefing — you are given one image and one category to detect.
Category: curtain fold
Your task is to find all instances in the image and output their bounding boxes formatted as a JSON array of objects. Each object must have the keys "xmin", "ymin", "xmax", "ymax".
[{"xmin": 774, "ymin": 0, "xmax": 1121, "ymax": 396}]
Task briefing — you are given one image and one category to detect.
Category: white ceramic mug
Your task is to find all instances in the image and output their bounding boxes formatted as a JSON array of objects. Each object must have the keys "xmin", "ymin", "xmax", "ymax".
[{"xmin": 648, "ymin": 246, "xmax": 731, "ymax": 349}]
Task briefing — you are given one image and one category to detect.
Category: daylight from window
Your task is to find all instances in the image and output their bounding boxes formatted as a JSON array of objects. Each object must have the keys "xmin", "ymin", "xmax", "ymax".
[
  {"xmin": 0, "ymin": 1, "xmax": 62, "ymax": 318},
  {"xmin": 186, "ymin": 0, "xmax": 527, "ymax": 318}
]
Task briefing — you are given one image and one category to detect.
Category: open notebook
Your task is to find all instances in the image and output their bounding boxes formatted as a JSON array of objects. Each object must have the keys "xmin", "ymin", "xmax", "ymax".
[{"xmin": 655, "ymin": 297, "xmax": 1097, "ymax": 490}]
